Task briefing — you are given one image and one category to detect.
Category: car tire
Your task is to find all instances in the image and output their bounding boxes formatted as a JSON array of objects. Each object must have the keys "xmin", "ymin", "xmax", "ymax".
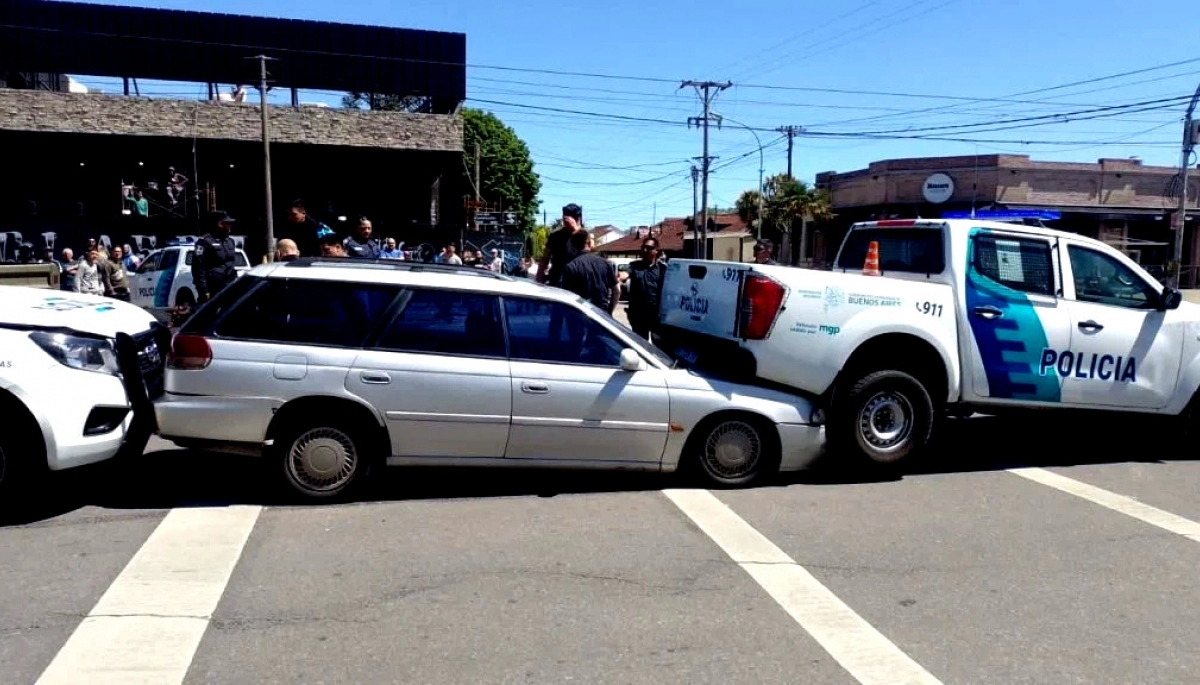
[
  {"xmin": 691, "ymin": 414, "xmax": 778, "ymax": 487},
  {"xmin": 175, "ymin": 289, "xmax": 195, "ymax": 309},
  {"xmin": 831, "ymin": 369, "xmax": 933, "ymax": 467},
  {"xmin": 276, "ymin": 416, "xmax": 372, "ymax": 502}
]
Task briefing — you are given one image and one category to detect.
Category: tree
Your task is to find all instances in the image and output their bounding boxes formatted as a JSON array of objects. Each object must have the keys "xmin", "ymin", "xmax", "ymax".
[
  {"xmin": 529, "ymin": 225, "xmax": 550, "ymax": 259},
  {"xmin": 341, "ymin": 92, "xmax": 433, "ymax": 113},
  {"xmin": 462, "ymin": 109, "xmax": 541, "ymax": 234},
  {"xmin": 735, "ymin": 191, "xmax": 764, "ymax": 229},
  {"xmin": 737, "ymin": 175, "xmax": 832, "ymax": 263}
]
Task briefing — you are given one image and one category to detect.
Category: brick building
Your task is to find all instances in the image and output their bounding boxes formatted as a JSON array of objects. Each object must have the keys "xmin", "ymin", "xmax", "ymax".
[
  {"xmin": 814, "ymin": 154, "xmax": 1199, "ymax": 279},
  {"xmin": 0, "ymin": 0, "xmax": 466, "ymax": 261}
]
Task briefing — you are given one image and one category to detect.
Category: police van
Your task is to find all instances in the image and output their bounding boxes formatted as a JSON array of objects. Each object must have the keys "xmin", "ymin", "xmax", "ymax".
[
  {"xmin": 130, "ymin": 242, "xmax": 251, "ymax": 315},
  {"xmin": 0, "ymin": 287, "xmax": 169, "ymax": 502},
  {"xmin": 658, "ymin": 218, "xmax": 1198, "ymax": 467}
]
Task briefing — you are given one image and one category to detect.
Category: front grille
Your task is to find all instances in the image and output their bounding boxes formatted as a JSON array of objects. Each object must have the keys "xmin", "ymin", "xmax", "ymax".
[{"xmin": 133, "ymin": 328, "xmax": 166, "ymax": 400}]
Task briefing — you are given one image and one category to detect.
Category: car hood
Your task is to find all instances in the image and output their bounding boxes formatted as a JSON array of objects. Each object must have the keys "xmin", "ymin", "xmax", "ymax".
[
  {"xmin": 0, "ymin": 286, "xmax": 157, "ymax": 337},
  {"xmin": 663, "ymin": 367, "xmax": 818, "ymax": 423}
]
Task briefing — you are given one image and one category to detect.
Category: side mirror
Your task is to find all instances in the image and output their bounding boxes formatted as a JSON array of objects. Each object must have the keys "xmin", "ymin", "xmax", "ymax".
[
  {"xmin": 1160, "ymin": 287, "xmax": 1183, "ymax": 311},
  {"xmin": 619, "ymin": 348, "xmax": 644, "ymax": 372}
]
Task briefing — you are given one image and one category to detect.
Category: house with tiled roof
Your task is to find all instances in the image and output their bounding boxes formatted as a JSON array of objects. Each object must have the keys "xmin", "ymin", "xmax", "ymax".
[
  {"xmin": 589, "ymin": 224, "xmax": 623, "ymax": 246},
  {"xmin": 597, "ymin": 213, "xmax": 755, "ymax": 262}
]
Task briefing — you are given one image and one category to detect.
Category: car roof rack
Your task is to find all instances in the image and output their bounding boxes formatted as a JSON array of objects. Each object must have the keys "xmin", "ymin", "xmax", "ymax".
[{"xmin": 279, "ymin": 256, "xmax": 513, "ymax": 281}]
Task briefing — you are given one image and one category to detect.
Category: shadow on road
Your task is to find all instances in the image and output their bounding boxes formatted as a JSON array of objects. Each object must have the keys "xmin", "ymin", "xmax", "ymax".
[{"xmin": 0, "ymin": 413, "xmax": 1184, "ymax": 526}]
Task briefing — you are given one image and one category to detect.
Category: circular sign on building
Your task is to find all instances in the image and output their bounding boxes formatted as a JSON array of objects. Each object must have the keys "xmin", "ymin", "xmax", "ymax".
[{"xmin": 922, "ymin": 173, "xmax": 955, "ymax": 204}]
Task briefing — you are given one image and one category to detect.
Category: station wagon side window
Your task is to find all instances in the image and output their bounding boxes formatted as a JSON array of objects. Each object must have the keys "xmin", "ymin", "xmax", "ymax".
[
  {"xmin": 214, "ymin": 279, "xmax": 399, "ymax": 348},
  {"xmin": 970, "ymin": 234, "xmax": 1056, "ymax": 297},
  {"xmin": 374, "ymin": 289, "xmax": 506, "ymax": 358},
  {"xmin": 503, "ymin": 298, "xmax": 625, "ymax": 368}
]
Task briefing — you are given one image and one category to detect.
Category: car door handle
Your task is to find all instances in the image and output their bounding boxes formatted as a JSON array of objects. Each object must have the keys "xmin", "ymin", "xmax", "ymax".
[
  {"xmin": 521, "ymin": 382, "xmax": 549, "ymax": 394},
  {"xmin": 972, "ymin": 305, "xmax": 1003, "ymax": 320},
  {"xmin": 1077, "ymin": 320, "xmax": 1104, "ymax": 332},
  {"xmin": 360, "ymin": 371, "xmax": 391, "ymax": 385}
]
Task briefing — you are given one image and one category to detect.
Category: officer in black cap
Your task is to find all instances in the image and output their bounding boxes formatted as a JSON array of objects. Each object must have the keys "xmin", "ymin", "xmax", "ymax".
[{"xmin": 193, "ymin": 210, "xmax": 239, "ymax": 304}]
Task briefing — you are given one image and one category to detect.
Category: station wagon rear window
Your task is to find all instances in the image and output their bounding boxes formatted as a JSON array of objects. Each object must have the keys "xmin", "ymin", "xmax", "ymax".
[{"xmin": 837, "ymin": 228, "xmax": 945, "ymax": 274}]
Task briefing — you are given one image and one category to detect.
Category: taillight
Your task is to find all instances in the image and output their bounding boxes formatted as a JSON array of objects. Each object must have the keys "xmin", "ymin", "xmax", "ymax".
[
  {"xmin": 739, "ymin": 274, "xmax": 786, "ymax": 340},
  {"xmin": 168, "ymin": 334, "xmax": 212, "ymax": 370}
]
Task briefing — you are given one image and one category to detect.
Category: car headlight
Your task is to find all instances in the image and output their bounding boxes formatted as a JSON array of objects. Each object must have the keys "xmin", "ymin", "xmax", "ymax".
[{"xmin": 29, "ymin": 331, "xmax": 121, "ymax": 375}]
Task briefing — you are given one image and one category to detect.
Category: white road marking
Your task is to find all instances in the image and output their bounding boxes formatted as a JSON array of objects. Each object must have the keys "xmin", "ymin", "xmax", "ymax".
[
  {"xmin": 1008, "ymin": 467, "xmax": 1200, "ymax": 543},
  {"xmin": 663, "ymin": 489, "xmax": 943, "ymax": 685},
  {"xmin": 36, "ymin": 505, "xmax": 262, "ymax": 685}
]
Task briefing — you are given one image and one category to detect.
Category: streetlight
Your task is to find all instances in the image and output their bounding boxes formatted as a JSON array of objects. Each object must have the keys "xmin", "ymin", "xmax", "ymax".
[{"xmin": 715, "ymin": 113, "xmax": 766, "ymax": 240}]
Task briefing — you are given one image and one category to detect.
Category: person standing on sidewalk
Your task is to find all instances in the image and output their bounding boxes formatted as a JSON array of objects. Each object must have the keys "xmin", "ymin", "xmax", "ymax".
[
  {"xmin": 102, "ymin": 245, "xmax": 132, "ymax": 301},
  {"xmin": 75, "ymin": 249, "xmax": 106, "ymax": 296},
  {"xmin": 626, "ymin": 236, "xmax": 667, "ymax": 341},
  {"xmin": 193, "ymin": 211, "xmax": 239, "ymax": 304}
]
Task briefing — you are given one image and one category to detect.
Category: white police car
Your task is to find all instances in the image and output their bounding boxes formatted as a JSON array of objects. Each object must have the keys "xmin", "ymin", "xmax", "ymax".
[
  {"xmin": 0, "ymin": 287, "xmax": 169, "ymax": 503},
  {"xmin": 130, "ymin": 243, "xmax": 251, "ymax": 315}
]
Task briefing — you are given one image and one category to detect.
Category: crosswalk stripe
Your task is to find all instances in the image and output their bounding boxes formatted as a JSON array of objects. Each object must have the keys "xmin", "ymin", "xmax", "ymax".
[
  {"xmin": 664, "ymin": 489, "xmax": 943, "ymax": 685},
  {"xmin": 1008, "ymin": 467, "xmax": 1200, "ymax": 543},
  {"xmin": 35, "ymin": 505, "xmax": 262, "ymax": 685}
]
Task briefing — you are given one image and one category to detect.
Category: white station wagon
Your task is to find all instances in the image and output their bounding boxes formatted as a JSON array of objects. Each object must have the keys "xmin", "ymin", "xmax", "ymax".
[{"xmin": 154, "ymin": 258, "xmax": 826, "ymax": 500}]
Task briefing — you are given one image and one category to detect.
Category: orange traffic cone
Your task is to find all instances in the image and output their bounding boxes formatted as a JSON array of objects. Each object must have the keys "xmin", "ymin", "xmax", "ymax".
[{"xmin": 863, "ymin": 240, "xmax": 881, "ymax": 276}]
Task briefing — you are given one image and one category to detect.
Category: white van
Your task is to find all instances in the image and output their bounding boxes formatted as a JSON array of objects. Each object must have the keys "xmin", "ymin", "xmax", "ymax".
[{"xmin": 130, "ymin": 243, "xmax": 251, "ymax": 314}]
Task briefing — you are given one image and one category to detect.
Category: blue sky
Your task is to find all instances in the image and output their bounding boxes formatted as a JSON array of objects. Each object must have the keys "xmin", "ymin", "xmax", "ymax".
[{"xmin": 73, "ymin": 0, "xmax": 1198, "ymax": 229}]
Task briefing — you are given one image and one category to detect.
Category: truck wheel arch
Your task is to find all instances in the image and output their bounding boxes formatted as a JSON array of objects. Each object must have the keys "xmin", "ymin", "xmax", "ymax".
[{"xmin": 833, "ymin": 333, "xmax": 950, "ymax": 409}]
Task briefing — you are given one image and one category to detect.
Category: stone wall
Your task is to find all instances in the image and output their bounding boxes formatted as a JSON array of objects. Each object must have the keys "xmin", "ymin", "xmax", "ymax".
[{"xmin": 0, "ymin": 90, "xmax": 462, "ymax": 152}]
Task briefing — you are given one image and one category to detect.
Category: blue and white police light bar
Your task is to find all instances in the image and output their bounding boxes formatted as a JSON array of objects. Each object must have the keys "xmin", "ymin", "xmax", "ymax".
[{"xmin": 941, "ymin": 209, "xmax": 1062, "ymax": 221}]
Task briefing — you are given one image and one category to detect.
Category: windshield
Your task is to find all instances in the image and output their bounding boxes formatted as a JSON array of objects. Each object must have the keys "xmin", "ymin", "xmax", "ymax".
[{"xmin": 578, "ymin": 297, "xmax": 675, "ymax": 366}]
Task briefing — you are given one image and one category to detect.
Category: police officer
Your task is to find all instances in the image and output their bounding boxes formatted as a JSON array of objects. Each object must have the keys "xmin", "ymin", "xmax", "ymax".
[
  {"xmin": 193, "ymin": 210, "xmax": 238, "ymax": 304},
  {"xmin": 343, "ymin": 216, "xmax": 382, "ymax": 259}
]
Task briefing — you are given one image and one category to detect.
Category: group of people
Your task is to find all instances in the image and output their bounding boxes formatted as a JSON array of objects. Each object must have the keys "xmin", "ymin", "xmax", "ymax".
[
  {"xmin": 535, "ymin": 203, "xmax": 666, "ymax": 341},
  {"xmin": 47, "ymin": 239, "xmax": 141, "ymax": 300}
]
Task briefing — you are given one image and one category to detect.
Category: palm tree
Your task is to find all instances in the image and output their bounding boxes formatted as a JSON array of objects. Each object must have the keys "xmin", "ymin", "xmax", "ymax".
[{"xmin": 761, "ymin": 174, "xmax": 832, "ymax": 264}]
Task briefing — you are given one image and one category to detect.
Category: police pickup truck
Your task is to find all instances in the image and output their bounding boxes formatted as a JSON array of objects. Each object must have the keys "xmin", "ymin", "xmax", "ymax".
[
  {"xmin": 0, "ymin": 287, "xmax": 170, "ymax": 503},
  {"xmin": 658, "ymin": 218, "xmax": 1194, "ymax": 467}
]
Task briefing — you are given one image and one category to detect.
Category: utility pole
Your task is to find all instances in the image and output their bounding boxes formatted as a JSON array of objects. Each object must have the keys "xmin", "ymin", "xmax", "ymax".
[
  {"xmin": 777, "ymin": 125, "xmax": 804, "ymax": 178},
  {"xmin": 247, "ymin": 55, "xmax": 277, "ymax": 261},
  {"xmin": 474, "ymin": 144, "xmax": 482, "ymax": 203},
  {"xmin": 683, "ymin": 80, "xmax": 731, "ymax": 260},
  {"xmin": 690, "ymin": 164, "xmax": 700, "ymax": 259},
  {"xmin": 1173, "ymin": 79, "xmax": 1200, "ymax": 287}
]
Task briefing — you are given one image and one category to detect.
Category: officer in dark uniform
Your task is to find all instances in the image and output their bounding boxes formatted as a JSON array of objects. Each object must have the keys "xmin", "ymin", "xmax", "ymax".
[{"xmin": 193, "ymin": 210, "xmax": 239, "ymax": 304}]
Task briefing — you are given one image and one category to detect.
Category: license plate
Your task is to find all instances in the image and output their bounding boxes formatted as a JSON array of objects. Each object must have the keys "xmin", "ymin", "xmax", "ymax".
[{"xmin": 675, "ymin": 346, "xmax": 699, "ymax": 365}]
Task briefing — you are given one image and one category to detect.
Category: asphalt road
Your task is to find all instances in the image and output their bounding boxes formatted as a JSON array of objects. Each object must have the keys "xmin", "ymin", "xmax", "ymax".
[{"xmin": 4, "ymin": 415, "xmax": 1200, "ymax": 684}]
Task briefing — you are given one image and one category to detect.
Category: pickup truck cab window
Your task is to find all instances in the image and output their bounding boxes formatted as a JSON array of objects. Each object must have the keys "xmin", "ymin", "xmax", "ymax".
[
  {"xmin": 836, "ymin": 227, "xmax": 945, "ymax": 274},
  {"xmin": 970, "ymin": 233, "xmax": 1055, "ymax": 296},
  {"xmin": 1066, "ymin": 245, "xmax": 1156, "ymax": 310}
]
